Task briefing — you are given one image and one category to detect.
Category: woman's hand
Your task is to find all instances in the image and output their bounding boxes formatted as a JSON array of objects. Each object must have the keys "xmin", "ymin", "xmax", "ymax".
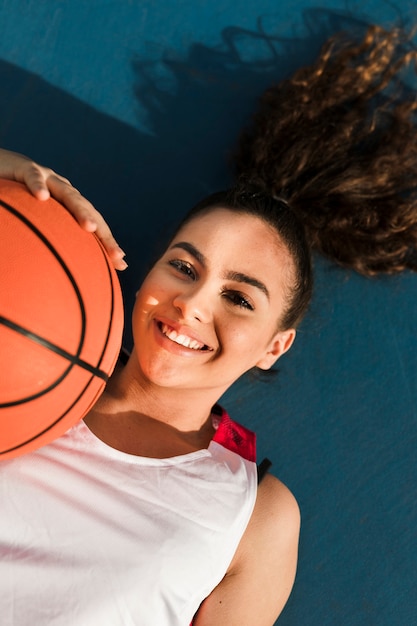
[{"xmin": 0, "ymin": 148, "xmax": 127, "ymax": 270}]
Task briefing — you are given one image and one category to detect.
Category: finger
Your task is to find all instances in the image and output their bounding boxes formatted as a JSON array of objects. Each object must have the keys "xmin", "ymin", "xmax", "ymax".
[
  {"xmin": 0, "ymin": 149, "xmax": 50, "ymax": 200},
  {"xmin": 94, "ymin": 224, "xmax": 128, "ymax": 270},
  {"xmin": 46, "ymin": 175, "xmax": 104, "ymax": 233},
  {"xmin": 47, "ymin": 175, "xmax": 128, "ymax": 270},
  {"xmin": 14, "ymin": 163, "xmax": 51, "ymax": 201}
]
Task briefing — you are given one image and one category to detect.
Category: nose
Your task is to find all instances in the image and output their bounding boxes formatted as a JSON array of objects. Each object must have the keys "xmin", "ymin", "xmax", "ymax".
[{"xmin": 172, "ymin": 285, "xmax": 212, "ymax": 324}]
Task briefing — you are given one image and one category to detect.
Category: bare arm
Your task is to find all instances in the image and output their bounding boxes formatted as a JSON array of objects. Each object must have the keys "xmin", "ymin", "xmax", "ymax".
[
  {"xmin": 193, "ymin": 474, "xmax": 300, "ymax": 625},
  {"xmin": 0, "ymin": 148, "xmax": 127, "ymax": 269}
]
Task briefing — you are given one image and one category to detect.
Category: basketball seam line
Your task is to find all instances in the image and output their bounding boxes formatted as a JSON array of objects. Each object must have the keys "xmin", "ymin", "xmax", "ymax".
[
  {"xmin": 0, "ymin": 197, "xmax": 87, "ymax": 361},
  {"xmin": 0, "ymin": 316, "xmax": 109, "ymax": 382}
]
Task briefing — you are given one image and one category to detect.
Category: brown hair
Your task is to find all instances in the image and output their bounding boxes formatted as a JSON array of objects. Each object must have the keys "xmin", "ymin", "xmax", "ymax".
[{"xmin": 234, "ymin": 24, "xmax": 417, "ymax": 276}]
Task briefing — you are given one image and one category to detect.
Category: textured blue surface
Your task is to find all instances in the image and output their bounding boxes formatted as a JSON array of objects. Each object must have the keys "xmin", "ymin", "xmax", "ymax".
[{"xmin": 1, "ymin": 1, "xmax": 417, "ymax": 623}]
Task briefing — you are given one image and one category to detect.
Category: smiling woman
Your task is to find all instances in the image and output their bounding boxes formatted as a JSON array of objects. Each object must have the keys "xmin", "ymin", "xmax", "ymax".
[
  {"xmin": 130, "ymin": 206, "xmax": 297, "ymax": 398},
  {"xmin": 0, "ymin": 166, "xmax": 303, "ymax": 625},
  {"xmin": 1, "ymin": 21, "xmax": 417, "ymax": 626}
]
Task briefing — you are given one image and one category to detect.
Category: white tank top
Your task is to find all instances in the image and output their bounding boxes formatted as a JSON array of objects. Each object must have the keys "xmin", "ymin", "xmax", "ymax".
[{"xmin": 0, "ymin": 406, "xmax": 257, "ymax": 625}]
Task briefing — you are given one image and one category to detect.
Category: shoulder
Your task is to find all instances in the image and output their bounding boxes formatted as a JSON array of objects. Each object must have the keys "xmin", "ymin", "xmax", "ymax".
[
  {"xmin": 256, "ymin": 472, "xmax": 301, "ymax": 531},
  {"xmin": 238, "ymin": 473, "xmax": 300, "ymax": 573},
  {"xmin": 194, "ymin": 474, "xmax": 300, "ymax": 625},
  {"xmin": 231, "ymin": 474, "xmax": 300, "ymax": 620}
]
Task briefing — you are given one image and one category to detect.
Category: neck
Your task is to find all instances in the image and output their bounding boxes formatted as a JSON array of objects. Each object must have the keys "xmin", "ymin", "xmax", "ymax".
[
  {"xmin": 84, "ymin": 352, "xmax": 226, "ymax": 459},
  {"xmin": 101, "ymin": 354, "xmax": 222, "ymax": 430}
]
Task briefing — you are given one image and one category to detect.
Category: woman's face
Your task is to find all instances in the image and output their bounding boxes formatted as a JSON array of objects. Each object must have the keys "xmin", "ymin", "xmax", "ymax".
[{"xmin": 132, "ymin": 208, "xmax": 296, "ymax": 395}]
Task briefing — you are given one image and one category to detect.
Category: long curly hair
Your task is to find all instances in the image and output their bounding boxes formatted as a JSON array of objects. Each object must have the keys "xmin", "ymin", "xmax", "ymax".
[{"xmin": 234, "ymin": 24, "xmax": 417, "ymax": 276}]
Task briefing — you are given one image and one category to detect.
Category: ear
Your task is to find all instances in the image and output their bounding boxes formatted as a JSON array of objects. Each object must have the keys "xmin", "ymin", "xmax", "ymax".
[{"xmin": 256, "ymin": 329, "xmax": 296, "ymax": 371}]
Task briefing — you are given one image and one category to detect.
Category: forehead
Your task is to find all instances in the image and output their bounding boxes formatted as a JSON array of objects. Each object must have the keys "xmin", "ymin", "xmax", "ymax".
[
  {"xmin": 173, "ymin": 207, "xmax": 294, "ymax": 295},
  {"xmin": 175, "ymin": 207, "xmax": 285, "ymax": 255}
]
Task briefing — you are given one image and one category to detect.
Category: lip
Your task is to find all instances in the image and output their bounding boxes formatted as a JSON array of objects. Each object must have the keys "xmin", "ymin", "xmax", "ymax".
[{"xmin": 153, "ymin": 317, "xmax": 214, "ymax": 356}]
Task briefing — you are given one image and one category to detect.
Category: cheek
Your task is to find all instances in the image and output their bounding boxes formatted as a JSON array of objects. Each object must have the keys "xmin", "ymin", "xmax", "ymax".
[
  {"xmin": 223, "ymin": 320, "xmax": 271, "ymax": 359},
  {"xmin": 133, "ymin": 289, "xmax": 151, "ymax": 322},
  {"xmin": 131, "ymin": 281, "xmax": 158, "ymax": 339},
  {"xmin": 132, "ymin": 271, "xmax": 175, "ymax": 341},
  {"xmin": 135, "ymin": 272, "xmax": 165, "ymax": 310},
  {"xmin": 131, "ymin": 297, "xmax": 145, "ymax": 345}
]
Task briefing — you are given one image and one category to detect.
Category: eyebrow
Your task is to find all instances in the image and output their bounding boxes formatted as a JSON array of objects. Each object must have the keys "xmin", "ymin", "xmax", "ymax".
[
  {"xmin": 225, "ymin": 271, "xmax": 270, "ymax": 299},
  {"xmin": 170, "ymin": 241, "xmax": 270, "ymax": 299},
  {"xmin": 170, "ymin": 242, "xmax": 206, "ymax": 265}
]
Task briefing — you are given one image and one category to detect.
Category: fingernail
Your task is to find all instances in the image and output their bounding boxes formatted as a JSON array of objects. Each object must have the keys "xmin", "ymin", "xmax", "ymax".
[{"xmin": 85, "ymin": 220, "xmax": 98, "ymax": 232}]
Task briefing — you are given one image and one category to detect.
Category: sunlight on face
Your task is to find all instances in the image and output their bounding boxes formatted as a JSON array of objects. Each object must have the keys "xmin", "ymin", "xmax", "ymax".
[
  {"xmin": 145, "ymin": 295, "xmax": 159, "ymax": 306},
  {"xmin": 131, "ymin": 208, "xmax": 296, "ymax": 395}
]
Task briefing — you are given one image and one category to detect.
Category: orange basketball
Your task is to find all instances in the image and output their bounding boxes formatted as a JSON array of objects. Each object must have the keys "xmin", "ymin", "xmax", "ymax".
[{"xmin": 0, "ymin": 179, "xmax": 124, "ymax": 460}]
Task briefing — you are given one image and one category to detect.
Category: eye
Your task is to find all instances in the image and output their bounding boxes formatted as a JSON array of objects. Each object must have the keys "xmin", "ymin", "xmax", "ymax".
[
  {"xmin": 223, "ymin": 290, "xmax": 254, "ymax": 311},
  {"xmin": 168, "ymin": 259, "xmax": 197, "ymax": 280}
]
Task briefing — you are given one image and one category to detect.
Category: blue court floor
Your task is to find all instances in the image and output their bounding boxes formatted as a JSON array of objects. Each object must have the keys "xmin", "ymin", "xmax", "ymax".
[{"xmin": 1, "ymin": 1, "xmax": 417, "ymax": 623}]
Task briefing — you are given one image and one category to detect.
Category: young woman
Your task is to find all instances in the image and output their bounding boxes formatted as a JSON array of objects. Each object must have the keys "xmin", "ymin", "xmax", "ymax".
[
  {"xmin": 1, "ymin": 162, "xmax": 304, "ymax": 626},
  {"xmin": 1, "ymin": 22, "xmax": 417, "ymax": 626}
]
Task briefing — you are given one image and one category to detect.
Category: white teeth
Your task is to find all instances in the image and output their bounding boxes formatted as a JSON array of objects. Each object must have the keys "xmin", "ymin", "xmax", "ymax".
[{"xmin": 161, "ymin": 324, "xmax": 205, "ymax": 350}]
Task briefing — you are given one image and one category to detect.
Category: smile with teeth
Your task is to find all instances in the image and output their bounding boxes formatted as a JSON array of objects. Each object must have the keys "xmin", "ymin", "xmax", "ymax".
[{"xmin": 160, "ymin": 323, "xmax": 210, "ymax": 351}]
